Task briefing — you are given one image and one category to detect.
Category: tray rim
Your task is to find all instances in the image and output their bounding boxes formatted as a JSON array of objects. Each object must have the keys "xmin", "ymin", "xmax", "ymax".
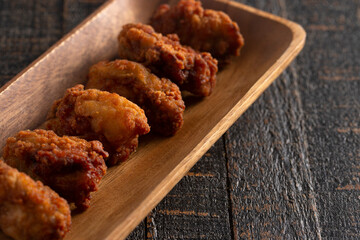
[{"xmin": 0, "ymin": 0, "xmax": 306, "ymax": 239}]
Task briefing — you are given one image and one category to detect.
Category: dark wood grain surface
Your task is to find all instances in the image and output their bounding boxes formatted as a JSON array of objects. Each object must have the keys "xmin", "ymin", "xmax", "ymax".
[{"xmin": 0, "ymin": 0, "xmax": 359, "ymax": 239}]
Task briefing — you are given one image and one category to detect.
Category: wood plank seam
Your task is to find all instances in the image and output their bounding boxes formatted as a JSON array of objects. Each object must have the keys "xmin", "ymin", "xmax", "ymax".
[
  {"xmin": 223, "ymin": 134, "xmax": 236, "ymax": 240},
  {"xmin": 277, "ymin": 0, "xmax": 321, "ymax": 237},
  {"xmin": 274, "ymin": 68, "xmax": 319, "ymax": 237},
  {"xmin": 287, "ymin": 63, "xmax": 322, "ymax": 240}
]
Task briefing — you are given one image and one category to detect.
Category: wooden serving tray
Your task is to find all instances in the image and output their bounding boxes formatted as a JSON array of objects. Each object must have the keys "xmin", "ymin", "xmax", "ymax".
[{"xmin": 0, "ymin": 0, "xmax": 305, "ymax": 239}]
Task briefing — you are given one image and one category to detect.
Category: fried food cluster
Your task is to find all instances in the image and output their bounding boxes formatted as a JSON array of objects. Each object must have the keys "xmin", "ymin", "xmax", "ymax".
[
  {"xmin": 118, "ymin": 23, "xmax": 218, "ymax": 97},
  {"xmin": 0, "ymin": 160, "xmax": 71, "ymax": 240},
  {"xmin": 150, "ymin": 0, "xmax": 244, "ymax": 60},
  {"xmin": 45, "ymin": 85, "xmax": 150, "ymax": 166},
  {"xmin": 0, "ymin": 2, "xmax": 247, "ymax": 239},
  {"xmin": 87, "ymin": 60, "xmax": 185, "ymax": 136},
  {"xmin": 3, "ymin": 129, "xmax": 108, "ymax": 210}
]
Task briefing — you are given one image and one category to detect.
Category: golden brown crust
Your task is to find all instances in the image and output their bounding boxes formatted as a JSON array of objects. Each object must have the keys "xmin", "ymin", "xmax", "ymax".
[
  {"xmin": 117, "ymin": 23, "xmax": 218, "ymax": 97},
  {"xmin": 3, "ymin": 129, "xmax": 108, "ymax": 210},
  {"xmin": 87, "ymin": 60, "xmax": 185, "ymax": 136},
  {"xmin": 44, "ymin": 85, "xmax": 150, "ymax": 166},
  {"xmin": 0, "ymin": 160, "xmax": 71, "ymax": 240},
  {"xmin": 150, "ymin": 0, "xmax": 244, "ymax": 60}
]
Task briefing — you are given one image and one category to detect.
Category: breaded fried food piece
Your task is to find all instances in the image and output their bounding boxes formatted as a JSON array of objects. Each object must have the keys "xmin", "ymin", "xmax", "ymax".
[
  {"xmin": 3, "ymin": 129, "xmax": 108, "ymax": 211},
  {"xmin": 45, "ymin": 85, "xmax": 150, "ymax": 166},
  {"xmin": 0, "ymin": 160, "xmax": 71, "ymax": 240},
  {"xmin": 118, "ymin": 23, "xmax": 218, "ymax": 97},
  {"xmin": 87, "ymin": 60, "xmax": 185, "ymax": 136},
  {"xmin": 150, "ymin": 0, "xmax": 244, "ymax": 60}
]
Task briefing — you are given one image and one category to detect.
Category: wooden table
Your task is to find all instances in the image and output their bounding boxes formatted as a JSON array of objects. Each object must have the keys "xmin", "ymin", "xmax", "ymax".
[{"xmin": 0, "ymin": 0, "xmax": 359, "ymax": 239}]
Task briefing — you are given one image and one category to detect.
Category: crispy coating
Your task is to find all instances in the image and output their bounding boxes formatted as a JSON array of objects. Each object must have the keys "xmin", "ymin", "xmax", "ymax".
[
  {"xmin": 118, "ymin": 23, "xmax": 218, "ymax": 97},
  {"xmin": 45, "ymin": 85, "xmax": 150, "ymax": 166},
  {"xmin": 0, "ymin": 160, "xmax": 71, "ymax": 240},
  {"xmin": 3, "ymin": 129, "xmax": 108, "ymax": 211},
  {"xmin": 87, "ymin": 60, "xmax": 185, "ymax": 136},
  {"xmin": 150, "ymin": 0, "xmax": 244, "ymax": 60}
]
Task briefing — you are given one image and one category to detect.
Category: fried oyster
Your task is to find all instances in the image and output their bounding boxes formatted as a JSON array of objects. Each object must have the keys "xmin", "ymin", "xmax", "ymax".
[
  {"xmin": 3, "ymin": 129, "xmax": 108, "ymax": 210},
  {"xmin": 150, "ymin": 0, "xmax": 244, "ymax": 60},
  {"xmin": 0, "ymin": 160, "xmax": 71, "ymax": 240},
  {"xmin": 45, "ymin": 85, "xmax": 150, "ymax": 166},
  {"xmin": 87, "ymin": 60, "xmax": 185, "ymax": 136},
  {"xmin": 118, "ymin": 23, "xmax": 218, "ymax": 97}
]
